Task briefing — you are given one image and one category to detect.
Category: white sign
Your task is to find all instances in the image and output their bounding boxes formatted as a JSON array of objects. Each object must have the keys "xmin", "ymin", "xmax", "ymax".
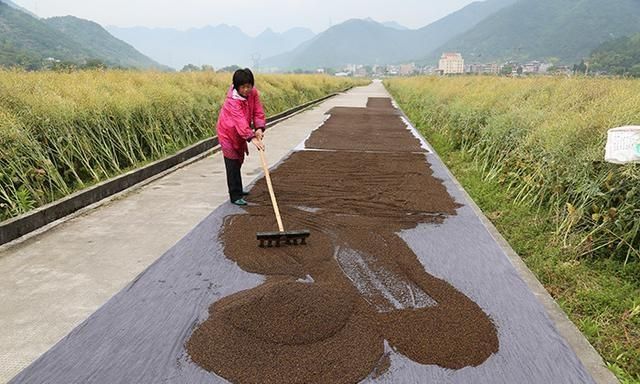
[{"xmin": 605, "ymin": 126, "xmax": 640, "ymax": 164}]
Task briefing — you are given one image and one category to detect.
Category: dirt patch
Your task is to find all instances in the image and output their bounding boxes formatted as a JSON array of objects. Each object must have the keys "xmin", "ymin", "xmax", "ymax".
[
  {"xmin": 187, "ymin": 98, "xmax": 499, "ymax": 383},
  {"xmin": 366, "ymin": 97, "xmax": 396, "ymax": 109},
  {"xmin": 188, "ymin": 279, "xmax": 382, "ymax": 384},
  {"xmin": 304, "ymin": 100, "xmax": 422, "ymax": 153},
  {"xmin": 226, "ymin": 281, "xmax": 354, "ymax": 345}
]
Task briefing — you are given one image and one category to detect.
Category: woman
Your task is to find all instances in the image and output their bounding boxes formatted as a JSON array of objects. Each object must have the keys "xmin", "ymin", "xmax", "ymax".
[{"xmin": 215, "ymin": 68, "xmax": 266, "ymax": 206}]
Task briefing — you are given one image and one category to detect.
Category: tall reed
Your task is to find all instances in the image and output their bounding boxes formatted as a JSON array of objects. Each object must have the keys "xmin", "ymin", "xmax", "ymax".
[
  {"xmin": 0, "ymin": 70, "xmax": 364, "ymax": 220},
  {"xmin": 386, "ymin": 76, "xmax": 640, "ymax": 263}
]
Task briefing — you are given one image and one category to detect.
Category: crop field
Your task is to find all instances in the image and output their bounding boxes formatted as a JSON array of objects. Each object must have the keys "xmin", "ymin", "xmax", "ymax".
[{"xmin": 0, "ymin": 70, "xmax": 366, "ymax": 221}]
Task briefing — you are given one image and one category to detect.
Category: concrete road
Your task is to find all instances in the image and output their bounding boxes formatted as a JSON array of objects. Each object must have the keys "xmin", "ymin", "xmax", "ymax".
[{"xmin": 0, "ymin": 84, "xmax": 388, "ymax": 382}]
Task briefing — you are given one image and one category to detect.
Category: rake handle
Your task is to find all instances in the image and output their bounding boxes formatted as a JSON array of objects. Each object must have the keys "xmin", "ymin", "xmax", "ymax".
[{"xmin": 258, "ymin": 149, "xmax": 285, "ymax": 232}]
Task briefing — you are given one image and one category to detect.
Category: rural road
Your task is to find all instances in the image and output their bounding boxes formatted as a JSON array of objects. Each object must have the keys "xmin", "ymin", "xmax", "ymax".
[{"xmin": 1, "ymin": 81, "xmax": 617, "ymax": 384}]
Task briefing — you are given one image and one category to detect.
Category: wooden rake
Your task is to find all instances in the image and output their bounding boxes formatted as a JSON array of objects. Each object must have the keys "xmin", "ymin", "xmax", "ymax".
[{"xmin": 256, "ymin": 149, "xmax": 310, "ymax": 247}]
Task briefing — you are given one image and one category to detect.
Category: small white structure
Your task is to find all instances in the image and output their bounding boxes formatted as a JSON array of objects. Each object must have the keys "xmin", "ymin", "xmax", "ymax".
[{"xmin": 605, "ymin": 126, "xmax": 640, "ymax": 164}]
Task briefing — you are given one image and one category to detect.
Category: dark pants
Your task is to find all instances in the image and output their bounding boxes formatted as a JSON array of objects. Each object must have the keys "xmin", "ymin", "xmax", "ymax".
[{"xmin": 224, "ymin": 157, "xmax": 243, "ymax": 202}]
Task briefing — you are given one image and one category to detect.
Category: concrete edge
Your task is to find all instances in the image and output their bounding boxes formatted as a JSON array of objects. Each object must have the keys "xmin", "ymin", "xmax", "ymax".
[
  {"xmin": 0, "ymin": 137, "xmax": 219, "ymax": 246},
  {"xmin": 0, "ymin": 145, "xmax": 221, "ymax": 254},
  {"xmin": 0, "ymin": 87, "xmax": 352, "ymax": 248},
  {"xmin": 386, "ymin": 90, "xmax": 619, "ymax": 384}
]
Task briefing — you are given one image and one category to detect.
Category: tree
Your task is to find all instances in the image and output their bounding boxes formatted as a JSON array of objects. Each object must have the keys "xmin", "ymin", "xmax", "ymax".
[
  {"xmin": 573, "ymin": 59, "xmax": 587, "ymax": 75},
  {"xmin": 83, "ymin": 59, "xmax": 107, "ymax": 70},
  {"xmin": 181, "ymin": 64, "xmax": 201, "ymax": 72},
  {"xmin": 52, "ymin": 61, "xmax": 78, "ymax": 72},
  {"xmin": 217, "ymin": 65, "xmax": 241, "ymax": 73},
  {"xmin": 500, "ymin": 65, "xmax": 513, "ymax": 75}
]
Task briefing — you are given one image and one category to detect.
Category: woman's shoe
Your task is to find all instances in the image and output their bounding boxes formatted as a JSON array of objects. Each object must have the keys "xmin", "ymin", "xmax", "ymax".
[{"xmin": 232, "ymin": 198, "xmax": 248, "ymax": 206}]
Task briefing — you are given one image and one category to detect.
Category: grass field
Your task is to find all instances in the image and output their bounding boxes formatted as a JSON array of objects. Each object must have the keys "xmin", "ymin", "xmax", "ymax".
[
  {"xmin": 0, "ymin": 70, "xmax": 366, "ymax": 221},
  {"xmin": 386, "ymin": 76, "xmax": 640, "ymax": 383}
]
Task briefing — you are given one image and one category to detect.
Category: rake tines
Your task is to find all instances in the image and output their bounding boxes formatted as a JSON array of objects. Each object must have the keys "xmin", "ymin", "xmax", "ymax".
[
  {"xmin": 257, "ymin": 230, "xmax": 310, "ymax": 247},
  {"xmin": 255, "ymin": 149, "xmax": 311, "ymax": 248}
]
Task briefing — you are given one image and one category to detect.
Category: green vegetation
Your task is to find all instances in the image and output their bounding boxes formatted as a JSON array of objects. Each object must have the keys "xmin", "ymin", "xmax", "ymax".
[
  {"xmin": 590, "ymin": 33, "xmax": 640, "ymax": 76},
  {"xmin": 0, "ymin": 71, "xmax": 365, "ymax": 220},
  {"xmin": 1, "ymin": 0, "xmax": 38, "ymax": 17},
  {"xmin": 44, "ymin": 16, "xmax": 164, "ymax": 70},
  {"xmin": 386, "ymin": 76, "xmax": 640, "ymax": 382},
  {"xmin": 0, "ymin": 3, "xmax": 162, "ymax": 69},
  {"xmin": 430, "ymin": 0, "xmax": 640, "ymax": 64},
  {"xmin": 0, "ymin": 2, "xmax": 84, "ymax": 69}
]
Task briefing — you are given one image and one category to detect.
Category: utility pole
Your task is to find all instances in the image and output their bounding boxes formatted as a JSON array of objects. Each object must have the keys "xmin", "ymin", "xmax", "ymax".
[{"xmin": 251, "ymin": 53, "xmax": 261, "ymax": 72}]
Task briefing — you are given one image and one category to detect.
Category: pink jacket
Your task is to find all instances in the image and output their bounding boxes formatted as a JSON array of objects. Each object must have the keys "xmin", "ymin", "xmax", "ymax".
[{"xmin": 216, "ymin": 85, "xmax": 266, "ymax": 162}]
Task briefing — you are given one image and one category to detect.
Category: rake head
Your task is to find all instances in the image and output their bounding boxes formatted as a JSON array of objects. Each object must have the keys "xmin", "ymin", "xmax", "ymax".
[{"xmin": 257, "ymin": 230, "xmax": 310, "ymax": 247}]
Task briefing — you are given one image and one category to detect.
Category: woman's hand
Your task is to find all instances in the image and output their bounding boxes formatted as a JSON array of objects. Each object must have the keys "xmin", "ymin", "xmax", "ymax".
[
  {"xmin": 255, "ymin": 128, "xmax": 264, "ymax": 141},
  {"xmin": 251, "ymin": 137, "xmax": 265, "ymax": 151}
]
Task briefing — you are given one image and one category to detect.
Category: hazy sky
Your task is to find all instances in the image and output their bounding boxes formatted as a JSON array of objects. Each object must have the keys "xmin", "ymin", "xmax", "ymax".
[{"xmin": 12, "ymin": 0, "xmax": 477, "ymax": 36}]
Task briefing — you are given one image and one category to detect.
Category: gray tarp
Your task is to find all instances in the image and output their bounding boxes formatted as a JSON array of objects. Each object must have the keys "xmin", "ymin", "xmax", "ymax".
[{"xmin": 11, "ymin": 116, "xmax": 595, "ymax": 384}]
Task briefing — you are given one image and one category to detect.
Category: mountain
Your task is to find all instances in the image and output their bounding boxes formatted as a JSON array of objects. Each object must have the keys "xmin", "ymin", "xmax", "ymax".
[
  {"xmin": 263, "ymin": 19, "xmax": 409, "ymax": 69},
  {"xmin": 0, "ymin": 2, "xmax": 94, "ymax": 68},
  {"xmin": 262, "ymin": 0, "xmax": 518, "ymax": 69},
  {"xmin": 106, "ymin": 25, "xmax": 316, "ymax": 69},
  {"xmin": 44, "ymin": 16, "xmax": 165, "ymax": 69},
  {"xmin": 589, "ymin": 32, "xmax": 640, "ymax": 76},
  {"xmin": 429, "ymin": 0, "xmax": 640, "ymax": 64},
  {"xmin": 362, "ymin": 18, "xmax": 410, "ymax": 31},
  {"xmin": 0, "ymin": 0, "xmax": 37, "ymax": 18},
  {"xmin": 0, "ymin": 2, "xmax": 165, "ymax": 69},
  {"xmin": 381, "ymin": 21, "xmax": 409, "ymax": 30}
]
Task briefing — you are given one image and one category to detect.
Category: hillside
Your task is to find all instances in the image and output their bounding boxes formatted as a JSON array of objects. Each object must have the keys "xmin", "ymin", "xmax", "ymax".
[
  {"xmin": 429, "ymin": 0, "xmax": 640, "ymax": 64},
  {"xmin": 1, "ymin": 0, "xmax": 37, "ymax": 18},
  {"xmin": 45, "ymin": 16, "xmax": 164, "ymax": 69},
  {"xmin": 589, "ymin": 32, "xmax": 640, "ymax": 76},
  {"xmin": 262, "ymin": 0, "xmax": 518, "ymax": 69},
  {"xmin": 0, "ymin": 2, "xmax": 164, "ymax": 69},
  {"xmin": 0, "ymin": 2, "xmax": 93, "ymax": 68},
  {"xmin": 264, "ymin": 19, "xmax": 408, "ymax": 69}
]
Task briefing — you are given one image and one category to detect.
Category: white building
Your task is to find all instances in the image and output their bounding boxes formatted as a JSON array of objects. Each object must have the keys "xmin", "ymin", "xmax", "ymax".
[
  {"xmin": 465, "ymin": 63, "xmax": 499, "ymax": 75},
  {"xmin": 439, "ymin": 53, "xmax": 465, "ymax": 75}
]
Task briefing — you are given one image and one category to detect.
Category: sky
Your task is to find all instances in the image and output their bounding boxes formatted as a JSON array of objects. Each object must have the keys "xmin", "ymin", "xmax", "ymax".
[{"xmin": 12, "ymin": 0, "xmax": 477, "ymax": 36}]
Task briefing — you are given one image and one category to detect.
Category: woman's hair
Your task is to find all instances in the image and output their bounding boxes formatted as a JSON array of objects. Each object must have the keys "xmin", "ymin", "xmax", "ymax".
[{"xmin": 232, "ymin": 68, "xmax": 255, "ymax": 90}]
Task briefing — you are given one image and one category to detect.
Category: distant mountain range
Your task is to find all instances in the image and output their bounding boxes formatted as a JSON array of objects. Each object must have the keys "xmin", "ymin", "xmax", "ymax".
[
  {"xmin": 261, "ymin": 0, "xmax": 640, "ymax": 69},
  {"xmin": 0, "ymin": 1, "xmax": 165, "ymax": 69},
  {"xmin": 106, "ymin": 25, "xmax": 316, "ymax": 70},
  {"xmin": 429, "ymin": 0, "xmax": 640, "ymax": 64},
  {"xmin": 262, "ymin": 0, "xmax": 519, "ymax": 69},
  {"xmin": 3, "ymin": 0, "xmax": 639, "ymax": 72}
]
